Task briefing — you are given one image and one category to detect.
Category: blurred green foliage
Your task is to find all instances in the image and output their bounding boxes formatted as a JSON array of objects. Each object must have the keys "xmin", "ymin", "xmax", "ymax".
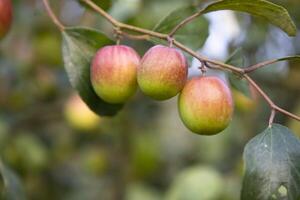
[{"xmin": 0, "ymin": 0, "xmax": 300, "ymax": 199}]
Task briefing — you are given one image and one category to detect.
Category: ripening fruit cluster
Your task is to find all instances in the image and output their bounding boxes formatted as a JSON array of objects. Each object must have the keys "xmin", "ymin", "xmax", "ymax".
[{"xmin": 91, "ymin": 44, "xmax": 233, "ymax": 135}]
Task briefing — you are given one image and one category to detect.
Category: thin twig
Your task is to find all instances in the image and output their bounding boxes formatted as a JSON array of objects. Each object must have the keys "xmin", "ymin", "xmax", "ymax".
[
  {"xmin": 168, "ymin": 9, "xmax": 205, "ymax": 37},
  {"xmin": 274, "ymin": 106, "xmax": 300, "ymax": 121},
  {"xmin": 120, "ymin": 32, "xmax": 150, "ymax": 40},
  {"xmin": 83, "ymin": 0, "xmax": 168, "ymax": 39},
  {"xmin": 244, "ymin": 56, "xmax": 300, "ymax": 73},
  {"xmin": 82, "ymin": 0, "xmax": 119, "ymax": 27},
  {"xmin": 42, "ymin": 0, "xmax": 64, "ymax": 30},
  {"xmin": 244, "ymin": 59, "xmax": 278, "ymax": 73},
  {"xmin": 244, "ymin": 74, "xmax": 300, "ymax": 121},
  {"xmin": 243, "ymin": 74, "xmax": 275, "ymax": 107},
  {"xmin": 173, "ymin": 40, "xmax": 244, "ymax": 73}
]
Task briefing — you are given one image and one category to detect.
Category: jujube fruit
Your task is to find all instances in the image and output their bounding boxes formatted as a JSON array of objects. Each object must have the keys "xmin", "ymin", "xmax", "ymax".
[
  {"xmin": 64, "ymin": 94, "xmax": 100, "ymax": 131},
  {"xmin": 91, "ymin": 45, "xmax": 140, "ymax": 104},
  {"xmin": 0, "ymin": 0, "xmax": 12, "ymax": 40},
  {"xmin": 232, "ymin": 85, "xmax": 258, "ymax": 113},
  {"xmin": 166, "ymin": 166, "xmax": 224, "ymax": 200},
  {"xmin": 178, "ymin": 76, "xmax": 233, "ymax": 135},
  {"xmin": 138, "ymin": 45, "xmax": 188, "ymax": 100}
]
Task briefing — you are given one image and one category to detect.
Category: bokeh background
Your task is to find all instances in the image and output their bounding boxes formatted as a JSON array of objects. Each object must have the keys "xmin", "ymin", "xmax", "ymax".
[{"xmin": 0, "ymin": 0, "xmax": 300, "ymax": 199}]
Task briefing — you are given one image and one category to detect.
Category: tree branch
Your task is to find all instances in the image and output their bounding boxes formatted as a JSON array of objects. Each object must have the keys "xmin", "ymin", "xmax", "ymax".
[
  {"xmin": 82, "ymin": 0, "xmax": 244, "ymax": 74},
  {"xmin": 243, "ymin": 74, "xmax": 275, "ymax": 107},
  {"xmin": 244, "ymin": 59, "xmax": 279, "ymax": 73},
  {"xmin": 83, "ymin": 0, "xmax": 168, "ymax": 39},
  {"xmin": 116, "ymin": 30, "xmax": 150, "ymax": 40},
  {"xmin": 48, "ymin": 0, "xmax": 300, "ymax": 123},
  {"xmin": 274, "ymin": 106, "xmax": 300, "ymax": 121},
  {"xmin": 172, "ymin": 40, "xmax": 244, "ymax": 73},
  {"xmin": 244, "ymin": 56, "xmax": 300, "ymax": 73}
]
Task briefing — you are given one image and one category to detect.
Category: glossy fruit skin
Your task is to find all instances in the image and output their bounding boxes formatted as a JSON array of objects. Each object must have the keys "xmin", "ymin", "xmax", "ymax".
[
  {"xmin": 91, "ymin": 45, "xmax": 140, "ymax": 104},
  {"xmin": 0, "ymin": 0, "xmax": 12, "ymax": 39},
  {"xmin": 138, "ymin": 45, "xmax": 188, "ymax": 100},
  {"xmin": 178, "ymin": 76, "xmax": 233, "ymax": 135}
]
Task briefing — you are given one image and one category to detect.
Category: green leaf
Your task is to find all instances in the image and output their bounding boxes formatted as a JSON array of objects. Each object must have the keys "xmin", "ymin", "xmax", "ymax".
[
  {"xmin": 242, "ymin": 124, "xmax": 300, "ymax": 200},
  {"xmin": 78, "ymin": 0, "xmax": 112, "ymax": 11},
  {"xmin": 153, "ymin": 5, "xmax": 209, "ymax": 50},
  {"xmin": 62, "ymin": 27, "xmax": 123, "ymax": 116},
  {"xmin": 225, "ymin": 48, "xmax": 251, "ymax": 98},
  {"xmin": 202, "ymin": 0, "xmax": 297, "ymax": 37},
  {"xmin": 0, "ymin": 160, "xmax": 26, "ymax": 200}
]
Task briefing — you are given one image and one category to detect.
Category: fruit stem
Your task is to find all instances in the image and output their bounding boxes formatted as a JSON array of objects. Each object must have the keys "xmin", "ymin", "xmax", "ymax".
[
  {"xmin": 113, "ymin": 27, "xmax": 122, "ymax": 45},
  {"xmin": 167, "ymin": 36, "xmax": 174, "ymax": 48},
  {"xmin": 268, "ymin": 109, "xmax": 276, "ymax": 127},
  {"xmin": 199, "ymin": 61, "xmax": 207, "ymax": 76}
]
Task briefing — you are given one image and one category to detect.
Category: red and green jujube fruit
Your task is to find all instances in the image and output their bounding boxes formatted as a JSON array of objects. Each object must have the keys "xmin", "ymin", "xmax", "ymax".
[
  {"xmin": 0, "ymin": 0, "xmax": 12, "ymax": 40},
  {"xmin": 178, "ymin": 76, "xmax": 233, "ymax": 135},
  {"xmin": 138, "ymin": 45, "xmax": 188, "ymax": 100},
  {"xmin": 91, "ymin": 45, "xmax": 140, "ymax": 104}
]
